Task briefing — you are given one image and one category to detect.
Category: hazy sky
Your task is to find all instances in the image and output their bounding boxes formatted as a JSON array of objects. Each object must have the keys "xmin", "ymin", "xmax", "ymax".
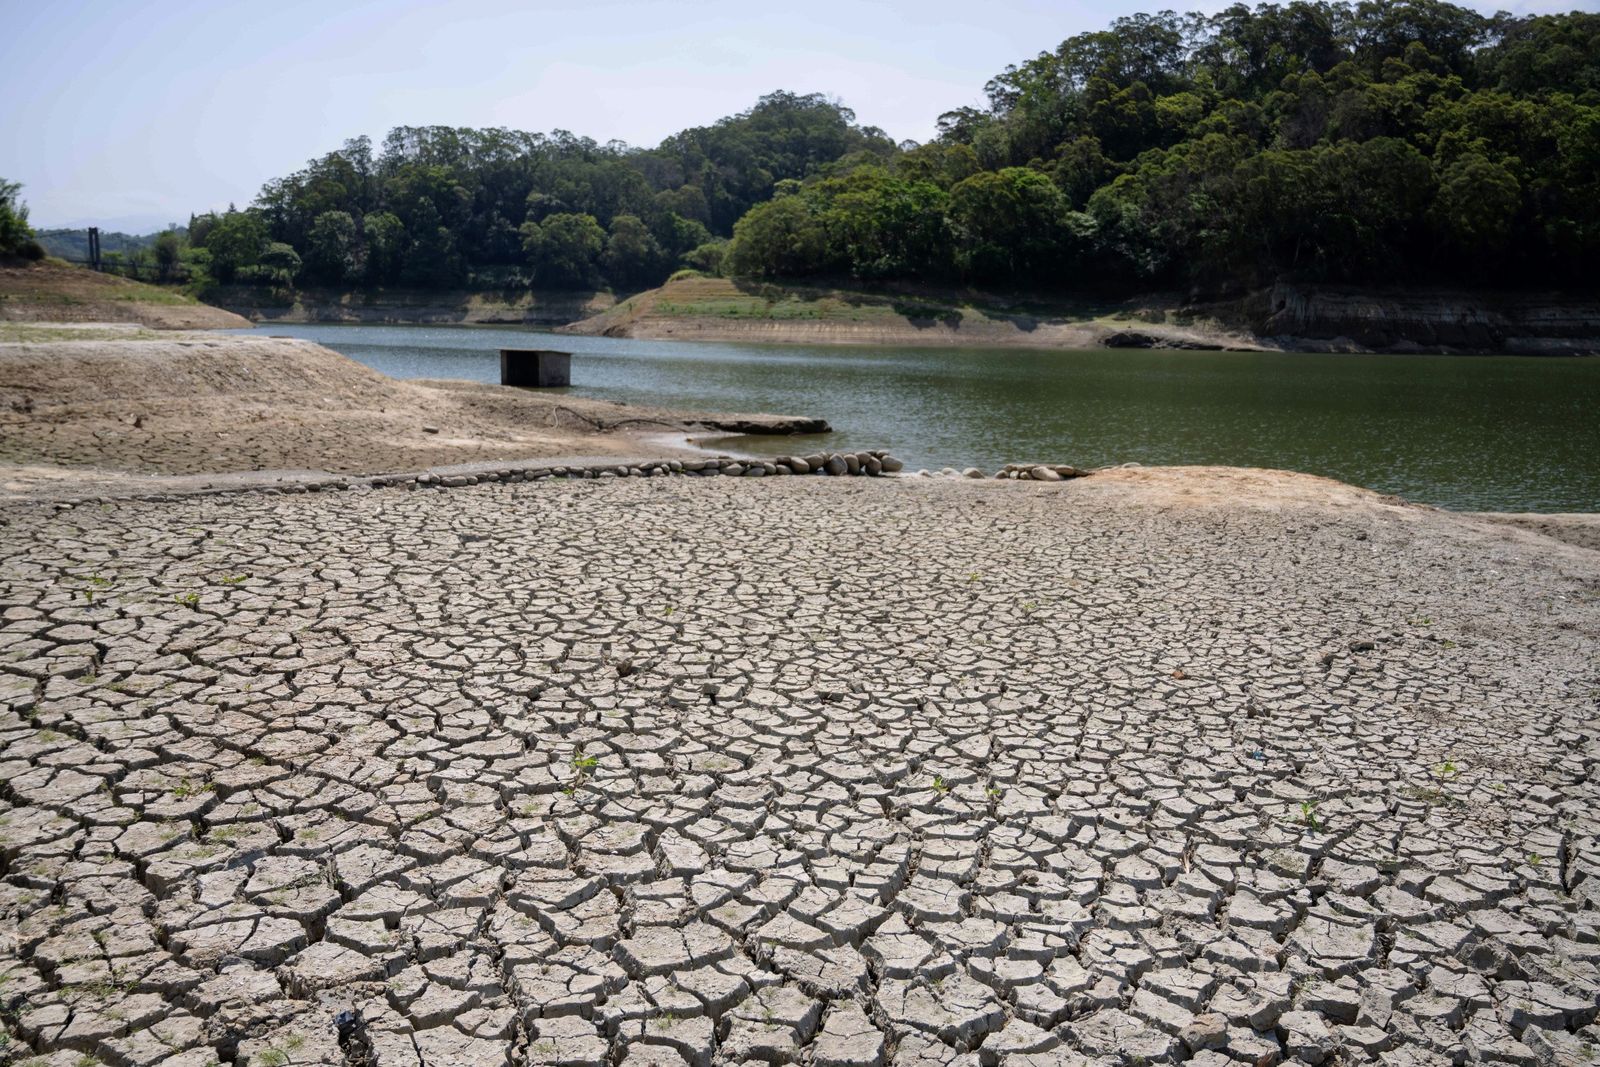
[{"xmin": 4, "ymin": 0, "xmax": 1592, "ymax": 231}]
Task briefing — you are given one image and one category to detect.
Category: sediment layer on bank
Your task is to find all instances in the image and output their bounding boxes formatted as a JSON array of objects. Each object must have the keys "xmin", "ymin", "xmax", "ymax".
[
  {"xmin": 216, "ymin": 284, "xmax": 615, "ymax": 325},
  {"xmin": 563, "ymin": 275, "xmax": 1600, "ymax": 355}
]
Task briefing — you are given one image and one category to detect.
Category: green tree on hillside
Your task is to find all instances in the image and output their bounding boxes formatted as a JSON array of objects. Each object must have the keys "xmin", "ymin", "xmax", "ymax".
[
  {"xmin": 306, "ymin": 210, "xmax": 360, "ymax": 285},
  {"xmin": 204, "ymin": 210, "xmax": 268, "ymax": 283},
  {"xmin": 362, "ymin": 211, "xmax": 407, "ymax": 286},
  {"xmin": 601, "ymin": 215, "xmax": 665, "ymax": 291},
  {"xmin": 0, "ymin": 179, "xmax": 40, "ymax": 258},
  {"xmin": 153, "ymin": 229, "xmax": 184, "ymax": 282},
  {"xmin": 521, "ymin": 212, "xmax": 605, "ymax": 288},
  {"xmin": 259, "ymin": 242, "xmax": 303, "ymax": 290}
]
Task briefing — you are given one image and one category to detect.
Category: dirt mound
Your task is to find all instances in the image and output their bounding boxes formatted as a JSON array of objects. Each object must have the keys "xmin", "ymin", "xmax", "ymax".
[
  {"xmin": 0, "ymin": 260, "xmax": 249, "ymax": 329},
  {"xmin": 0, "ymin": 333, "xmax": 395, "ymax": 405}
]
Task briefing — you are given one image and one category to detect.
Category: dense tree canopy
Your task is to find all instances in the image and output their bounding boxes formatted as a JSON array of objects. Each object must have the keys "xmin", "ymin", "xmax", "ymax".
[
  {"xmin": 205, "ymin": 92, "xmax": 892, "ymax": 292},
  {"xmin": 729, "ymin": 2, "xmax": 1600, "ymax": 292},
  {"xmin": 192, "ymin": 4, "xmax": 1599, "ymax": 295}
]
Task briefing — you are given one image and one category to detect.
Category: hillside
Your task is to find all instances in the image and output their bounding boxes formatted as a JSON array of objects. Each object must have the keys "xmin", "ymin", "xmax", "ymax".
[
  {"xmin": 33, "ymin": 227, "xmax": 176, "ymax": 261},
  {"xmin": 0, "ymin": 259, "xmax": 248, "ymax": 329}
]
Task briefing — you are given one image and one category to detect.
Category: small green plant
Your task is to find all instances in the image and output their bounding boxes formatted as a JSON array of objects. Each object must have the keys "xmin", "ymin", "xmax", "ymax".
[
  {"xmin": 1299, "ymin": 801, "xmax": 1320, "ymax": 833},
  {"xmin": 572, "ymin": 754, "xmax": 599, "ymax": 771},
  {"xmin": 172, "ymin": 778, "xmax": 213, "ymax": 800},
  {"xmin": 218, "ymin": 574, "xmax": 251, "ymax": 585},
  {"xmin": 1528, "ymin": 852, "xmax": 1543, "ymax": 867},
  {"xmin": 257, "ymin": 1050, "xmax": 289, "ymax": 1067},
  {"xmin": 933, "ymin": 776, "xmax": 949, "ymax": 794},
  {"xmin": 175, "ymin": 592, "xmax": 200, "ymax": 609}
]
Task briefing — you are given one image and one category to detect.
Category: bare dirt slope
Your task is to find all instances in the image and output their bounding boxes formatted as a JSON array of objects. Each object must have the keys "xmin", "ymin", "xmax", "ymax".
[
  {"xmin": 0, "ymin": 260, "xmax": 250, "ymax": 329},
  {"xmin": 0, "ymin": 328, "xmax": 821, "ymax": 485}
]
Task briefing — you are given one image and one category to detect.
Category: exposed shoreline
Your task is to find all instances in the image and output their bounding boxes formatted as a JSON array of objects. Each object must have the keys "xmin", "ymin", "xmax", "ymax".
[
  {"xmin": 2, "ymin": 323, "xmax": 1595, "ymax": 535},
  {"xmin": 215, "ymin": 284, "xmax": 617, "ymax": 327}
]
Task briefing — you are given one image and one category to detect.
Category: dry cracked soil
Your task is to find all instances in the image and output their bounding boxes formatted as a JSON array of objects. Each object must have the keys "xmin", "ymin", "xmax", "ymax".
[{"xmin": 1, "ymin": 471, "xmax": 1598, "ymax": 1067}]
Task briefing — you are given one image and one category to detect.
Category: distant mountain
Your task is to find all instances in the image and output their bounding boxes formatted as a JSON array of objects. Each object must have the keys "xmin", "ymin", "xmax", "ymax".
[{"xmin": 34, "ymin": 227, "xmax": 185, "ymax": 262}]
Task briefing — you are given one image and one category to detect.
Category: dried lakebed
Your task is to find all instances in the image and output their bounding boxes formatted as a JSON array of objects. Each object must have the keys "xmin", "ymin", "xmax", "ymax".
[{"xmin": 0, "ymin": 471, "xmax": 1597, "ymax": 1067}]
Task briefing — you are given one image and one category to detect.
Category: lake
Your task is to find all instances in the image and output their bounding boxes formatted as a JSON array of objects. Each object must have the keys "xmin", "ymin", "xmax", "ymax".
[{"xmin": 238, "ymin": 323, "xmax": 1600, "ymax": 512}]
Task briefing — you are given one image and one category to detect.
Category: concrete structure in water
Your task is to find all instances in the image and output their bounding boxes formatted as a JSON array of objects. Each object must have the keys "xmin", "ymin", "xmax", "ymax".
[{"xmin": 500, "ymin": 348, "xmax": 572, "ymax": 387}]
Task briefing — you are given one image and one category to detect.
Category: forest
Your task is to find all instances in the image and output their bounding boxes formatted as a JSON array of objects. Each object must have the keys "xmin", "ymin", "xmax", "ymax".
[{"xmin": 79, "ymin": 2, "xmax": 1600, "ymax": 296}]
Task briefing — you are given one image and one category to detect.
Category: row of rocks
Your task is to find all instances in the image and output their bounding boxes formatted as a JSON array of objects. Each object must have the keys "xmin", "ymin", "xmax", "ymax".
[
  {"xmin": 901, "ymin": 464, "xmax": 1097, "ymax": 482},
  {"xmin": 35, "ymin": 453, "xmax": 1113, "ymax": 510},
  {"xmin": 410, "ymin": 451, "xmax": 910, "ymax": 489}
]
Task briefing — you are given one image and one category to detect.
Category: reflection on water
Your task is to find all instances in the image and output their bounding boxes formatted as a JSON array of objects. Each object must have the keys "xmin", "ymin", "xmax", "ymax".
[{"xmin": 233, "ymin": 323, "xmax": 1600, "ymax": 512}]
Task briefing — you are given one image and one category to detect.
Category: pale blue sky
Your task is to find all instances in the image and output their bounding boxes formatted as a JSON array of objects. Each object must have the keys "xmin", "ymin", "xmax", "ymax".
[{"xmin": 3, "ymin": 0, "xmax": 1590, "ymax": 231}]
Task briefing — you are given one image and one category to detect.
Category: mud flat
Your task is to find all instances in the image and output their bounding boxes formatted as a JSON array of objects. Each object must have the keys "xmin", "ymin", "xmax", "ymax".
[{"xmin": 1, "ymin": 460, "xmax": 1598, "ymax": 1067}]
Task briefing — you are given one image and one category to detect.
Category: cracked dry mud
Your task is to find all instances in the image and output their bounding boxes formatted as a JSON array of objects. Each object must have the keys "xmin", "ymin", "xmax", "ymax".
[{"xmin": 1, "ymin": 472, "xmax": 1597, "ymax": 1067}]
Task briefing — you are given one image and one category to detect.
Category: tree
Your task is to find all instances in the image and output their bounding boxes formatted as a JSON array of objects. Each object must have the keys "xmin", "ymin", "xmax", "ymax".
[
  {"xmin": 153, "ymin": 230, "xmax": 184, "ymax": 283},
  {"xmin": 306, "ymin": 211, "xmax": 359, "ymax": 286},
  {"xmin": 683, "ymin": 240, "xmax": 729, "ymax": 275},
  {"xmin": 0, "ymin": 178, "xmax": 37, "ymax": 257},
  {"xmin": 259, "ymin": 242, "xmax": 303, "ymax": 290},
  {"xmin": 601, "ymin": 215, "xmax": 665, "ymax": 290},
  {"xmin": 724, "ymin": 196, "xmax": 829, "ymax": 277},
  {"xmin": 1431, "ymin": 150, "xmax": 1521, "ymax": 269},
  {"xmin": 362, "ymin": 211, "xmax": 407, "ymax": 285},
  {"xmin": 204, "ymin": 210, "xmax": 268, "ymax": 283},
  {"xmin": 949, "ymin": 168, "xmax": 1079, "ymax": 282},
  {"xmin": 521, "ymin": 212, "xmax": 605, "ymax": 288}
]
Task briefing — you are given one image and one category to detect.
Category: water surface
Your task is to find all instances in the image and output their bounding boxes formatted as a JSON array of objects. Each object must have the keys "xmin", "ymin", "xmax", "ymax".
[{"xmin": 240, "ymin": 323, "xmax": 1600, "ymax": 512}]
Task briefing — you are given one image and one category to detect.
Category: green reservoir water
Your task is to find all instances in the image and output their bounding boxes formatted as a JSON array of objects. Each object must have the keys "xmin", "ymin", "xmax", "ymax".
[{"xmin": 239, "ymin": 323, "xmax": 1600, "ymax": 512}]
